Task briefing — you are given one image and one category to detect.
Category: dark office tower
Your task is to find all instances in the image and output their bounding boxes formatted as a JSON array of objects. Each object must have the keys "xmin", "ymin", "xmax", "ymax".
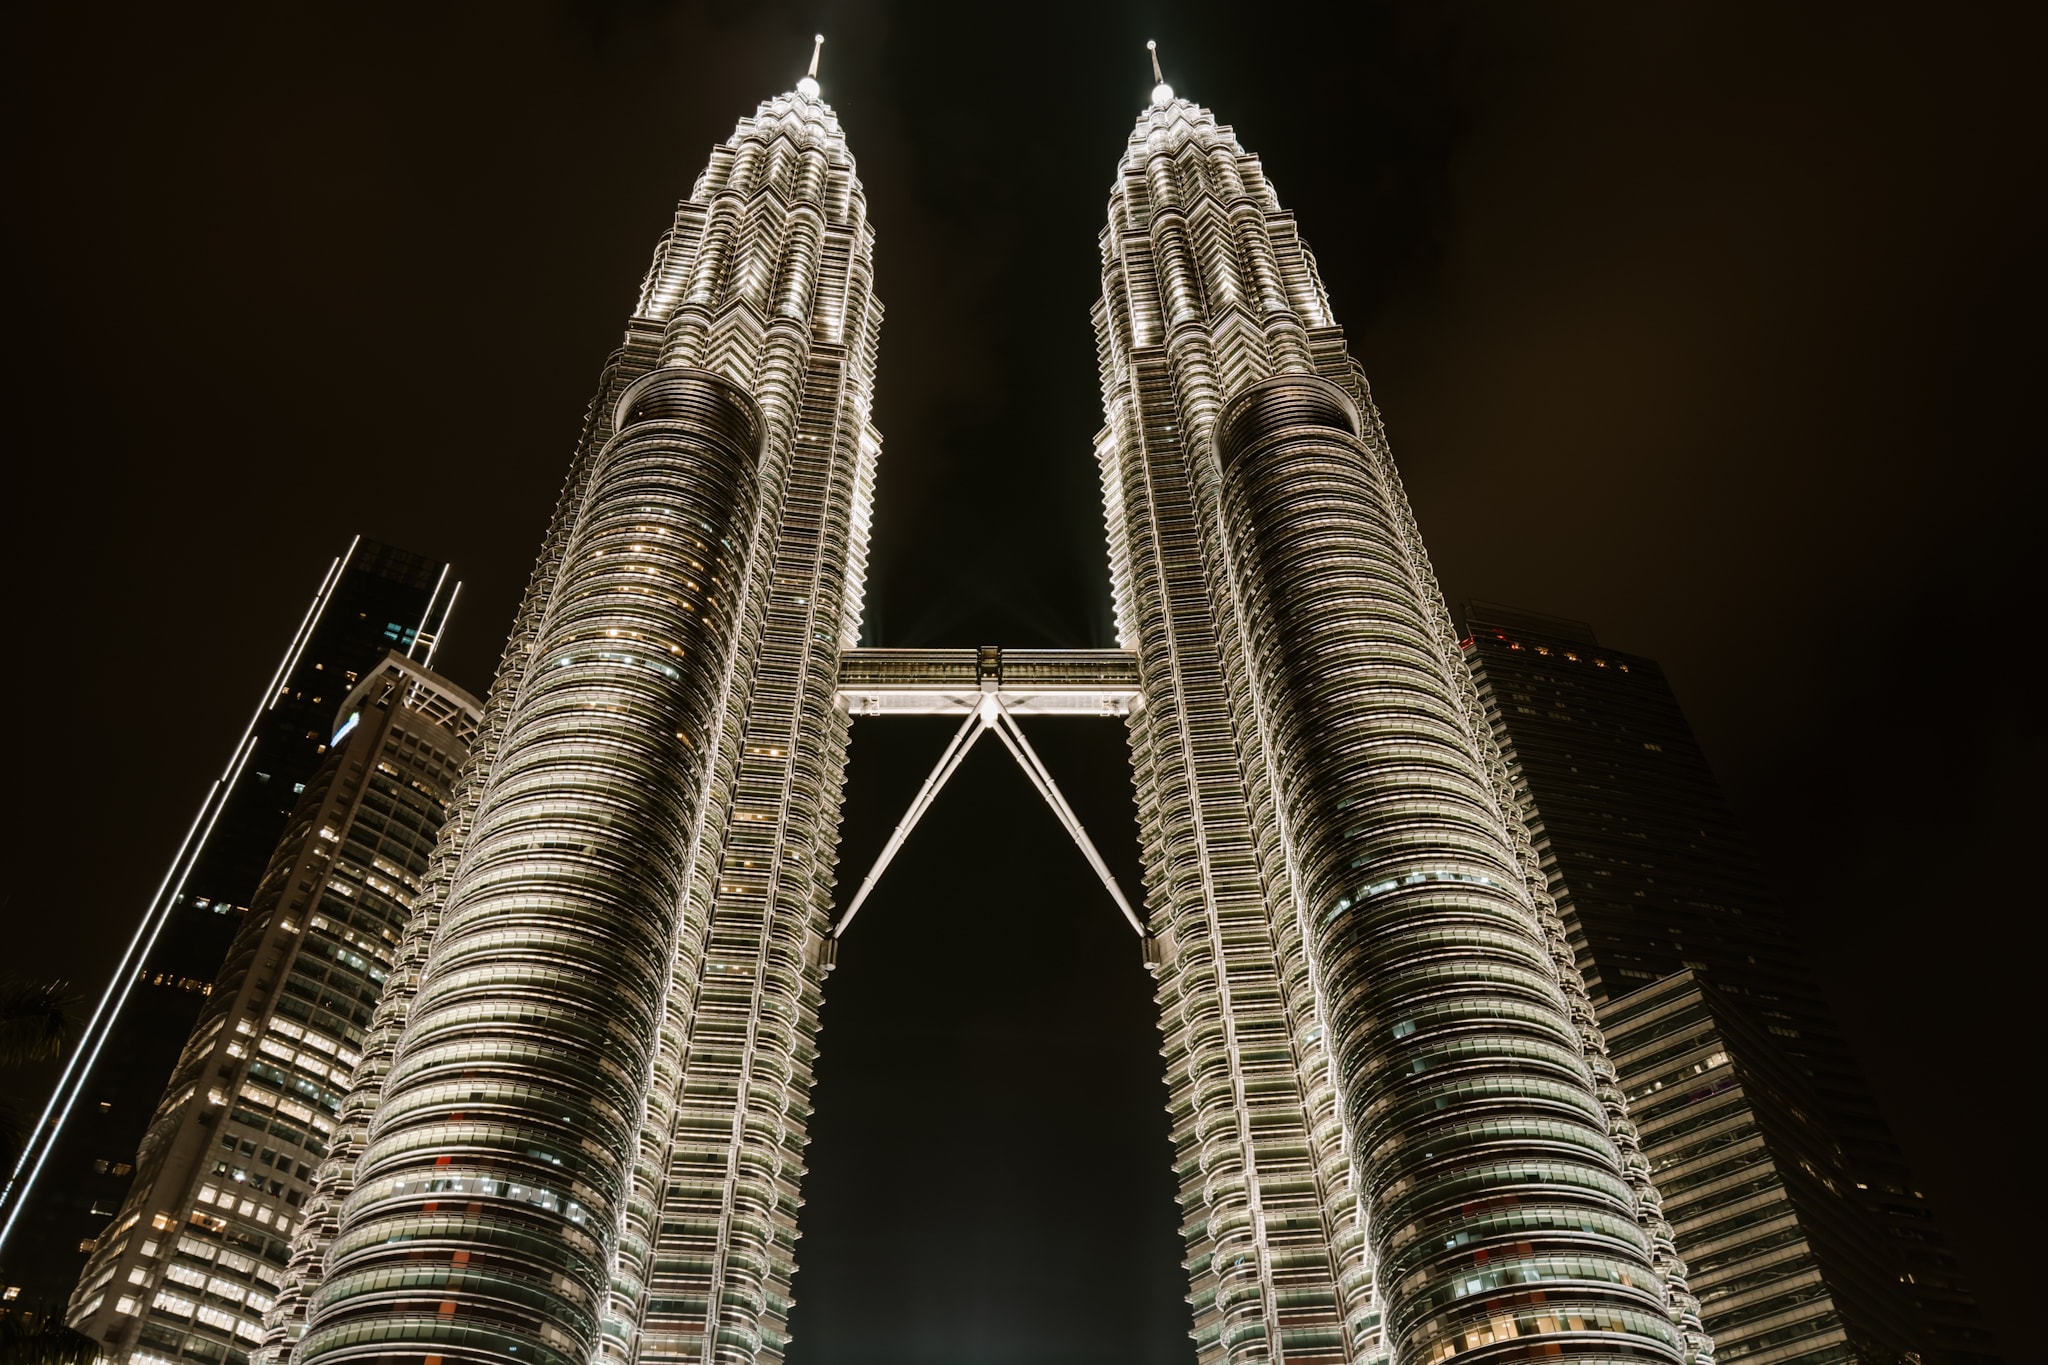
[
  {"xmin": 0, "ymin": 539, "xmax": 455, "ymax": 1309},
  {"xmin": 1090, "ymin": 62, "xmax": 1706, "ymax": 1365},
  {"xmin": 1460, "ymin": 602, "xmax": 1993, "ymax": 1363},
  {"xmin": 62, "ymin": 654, "xmax": 482, "ymax": 1365},
  {"xmin": 262, "ymin": 49, "xmax": 878, "ymax": 1365}
]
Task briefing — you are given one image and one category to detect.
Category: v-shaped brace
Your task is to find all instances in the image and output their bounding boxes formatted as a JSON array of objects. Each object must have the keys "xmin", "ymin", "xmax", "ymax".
[{"xmin": 833, "ymin": 692, "xmax": 1144, "ymax": 938}]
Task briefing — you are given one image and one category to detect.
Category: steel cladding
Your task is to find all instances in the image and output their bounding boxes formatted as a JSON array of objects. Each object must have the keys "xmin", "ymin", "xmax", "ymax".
[{"xmin": 255, "ymin": 54, "xmax": 1712, "ymax": 1365}]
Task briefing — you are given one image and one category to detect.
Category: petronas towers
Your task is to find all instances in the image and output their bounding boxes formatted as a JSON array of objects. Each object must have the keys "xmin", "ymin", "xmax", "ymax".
[{"xmin": 254, "ymin": 44, "xmax": 1712, "ymax": 1365}]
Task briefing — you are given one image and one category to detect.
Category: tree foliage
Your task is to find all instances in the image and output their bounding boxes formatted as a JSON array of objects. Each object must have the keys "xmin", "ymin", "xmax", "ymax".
[
  {"xmin": 0, "ymin": 1308, "xmax": 104, "ymax": 1365},
  {"xmin": 0, "ymin": 978, "xmax": 74, "ymax": 1071}
]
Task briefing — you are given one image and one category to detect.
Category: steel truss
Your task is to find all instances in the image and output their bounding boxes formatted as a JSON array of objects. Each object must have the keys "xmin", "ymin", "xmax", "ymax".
[{"xmin": 831, "ymin": 646, "xmax": 1145, "ymax": 939}]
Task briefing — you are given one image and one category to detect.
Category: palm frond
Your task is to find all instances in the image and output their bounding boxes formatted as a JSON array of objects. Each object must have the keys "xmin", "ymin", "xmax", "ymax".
[
  {"xmin": 0, "ymin": 1311, "xmax": 104, "ymax": 1365},
  {"xmin": 0, "ymin": 1102, "xmax": 28, "ymax": 1178},
  {"xmin": 0, "ymin": 977, "xmax": 77, "ymax": 1070}
]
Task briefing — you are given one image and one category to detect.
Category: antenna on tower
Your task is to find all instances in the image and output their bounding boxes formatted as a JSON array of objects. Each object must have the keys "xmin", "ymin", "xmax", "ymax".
[
  {"xmin": 1147, "ymin": 39, "xmax": 1174, "ymax": 107},
  {"xmin": 798, "ymin": 34, "xmax": 824, "ymax": 99}
]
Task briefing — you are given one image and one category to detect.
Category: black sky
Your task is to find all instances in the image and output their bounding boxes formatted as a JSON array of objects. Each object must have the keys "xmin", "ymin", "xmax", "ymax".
[{"xmin": 3, "ymin": 3, "xmax": 2042, "ymax": 1360}]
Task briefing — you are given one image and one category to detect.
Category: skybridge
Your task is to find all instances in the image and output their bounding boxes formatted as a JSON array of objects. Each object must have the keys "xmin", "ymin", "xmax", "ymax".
[{"xmin": 832, "ymin": 647, "xmax": 1148, "ymax": 941}]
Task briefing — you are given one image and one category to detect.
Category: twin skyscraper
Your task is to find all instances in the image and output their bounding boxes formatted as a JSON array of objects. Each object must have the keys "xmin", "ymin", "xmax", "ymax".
[{"xmin": 119, "ymin": 45, "xmax": 1721, "ymax": 1365}]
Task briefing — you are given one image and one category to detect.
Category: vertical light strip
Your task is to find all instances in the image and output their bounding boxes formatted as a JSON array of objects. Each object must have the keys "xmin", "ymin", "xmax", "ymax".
[
  {"xmin": 420, "ymin": 580, "xmax": 460, "ymax": 669},
  {"xmin": 0, "ymin": 539, "xmax": 359, "ymax": 1248},
  {"xmin": 0, "ymin": 731, "xmax": 258, "ymax": 1253},
  {"xmin": 404, "ymin": 564, "xmax": 450, "ymax": 662}
]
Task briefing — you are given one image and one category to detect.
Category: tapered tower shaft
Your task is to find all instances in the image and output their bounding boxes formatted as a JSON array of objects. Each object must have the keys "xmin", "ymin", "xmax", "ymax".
[
  {"xmin": 1093, "ymin": 90, "xmax": 1376, "ymax": 1364},
  {"xmin": 265, "ymin": 71, "xmax": 880, "ymax": 1365},
  {"xmin": 1093, "ymin": 77, "xmax": 1709, "ymax": 1365},
  {"xmin": 242, "ymin": 43, "xmax": 1727, "ymax": 1365}
]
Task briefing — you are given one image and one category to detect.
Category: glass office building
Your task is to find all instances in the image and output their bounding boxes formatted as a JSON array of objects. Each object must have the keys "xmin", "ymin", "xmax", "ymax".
[
  {"xmin": 66, "ymin": 653, "xmax": 482, "ymax": 1365},
  {"xmin": 1461, "ymin": 602, "xmax": 1993, "ymax": 1362},
  {"xmin": 0, "ymin": 539, "xmax": 454, "ymax": 1309}
]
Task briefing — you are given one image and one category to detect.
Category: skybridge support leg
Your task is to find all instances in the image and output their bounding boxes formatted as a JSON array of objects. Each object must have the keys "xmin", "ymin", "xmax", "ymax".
[
  {"xmin": 834, "ymin": 693, "xmax": 1145, "ymax": 941},
  {"xmin": 833, "ymin": 709, "xmax": 985, "ymax": 936},
  {"xmin": 986, "ymin": 705, "xmax": 1146, "ymax": 937}
]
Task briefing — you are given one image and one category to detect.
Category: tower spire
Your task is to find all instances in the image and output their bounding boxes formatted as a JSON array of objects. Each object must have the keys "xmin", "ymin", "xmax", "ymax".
[
  {"xmin": 1146, "ymin": 39, "xmax": 1174, "ymax": 107},
  {"xmin": 798, "ymin": 33, "xmax": 823, "ymax": 98}
]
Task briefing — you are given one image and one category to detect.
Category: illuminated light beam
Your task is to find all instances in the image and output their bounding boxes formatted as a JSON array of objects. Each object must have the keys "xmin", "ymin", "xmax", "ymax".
[
  {"xmin": 0, "ymin": 731, "xmax": 255, "ymax": 1251},
  {"xmin": 420, "ymin": 580, "xmax": 460, "ymax": 669},
  {"xmin": 0, "ymin": 538, "xmax": 358, "ymax": 1246},
  {"xmin": 404, "ymin": 563, "xmax": 451, "ymax": 662}
]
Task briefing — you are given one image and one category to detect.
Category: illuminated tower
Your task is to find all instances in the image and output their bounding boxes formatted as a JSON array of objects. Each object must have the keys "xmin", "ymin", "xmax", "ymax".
[
  {"xmin": 262, "ymin": 37, "xmax": 879, "ymax": 1365},
  {"xmin": 1086, "ymin": 49, "xmax": 1710, "ymax": 1364},
  {"xmin": 236, "ymin": 38, "xmax": 1726, "ymax": 1365}
]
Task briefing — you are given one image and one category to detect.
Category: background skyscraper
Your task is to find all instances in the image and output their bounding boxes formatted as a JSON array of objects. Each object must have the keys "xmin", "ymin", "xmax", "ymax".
[
  {"xmin": 64, "ymin": 651, "xmax": 482, "ymax": 1365},
  {"xmin": 0, "ymin": 539, "xmax": 456, "ymax": 1309},
  {"xmin": 1460, "ymin": 601, "xmax": 1993, "ymax": 1362}
]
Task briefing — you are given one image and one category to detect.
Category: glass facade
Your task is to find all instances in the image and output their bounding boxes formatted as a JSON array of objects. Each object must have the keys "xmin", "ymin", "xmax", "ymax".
[
  {"xmin": 1460, "ymin": 604, "xmax": 1994, "ymax": 1362},
  {"xmin": 261, "ymin": 70, "xmax": 880, "ymax": 1365},
  {"xmin": 70, "ymin": 48, "xmax": 1978, "ymax": 1365},
  {"xmin": 1, "ymin": 539, "xmax": 453, "ymax": 1310},
  {"xmin": 64, "ymin": 653, "xmax": 482, "ymax": 1365},
  {"xmin": 1603, "ymin": 974, "xmax": 1926, "ymax": 1363},
  {"xmin": 1089, "ymin": 90, "xmax": 1706, "ymax": 1365}
]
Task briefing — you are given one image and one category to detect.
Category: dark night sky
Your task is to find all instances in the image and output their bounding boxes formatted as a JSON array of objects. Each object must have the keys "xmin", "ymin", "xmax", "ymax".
[{"xmin": 3, "ymin": 3, "xmax": 2041, "ymax": 1360}]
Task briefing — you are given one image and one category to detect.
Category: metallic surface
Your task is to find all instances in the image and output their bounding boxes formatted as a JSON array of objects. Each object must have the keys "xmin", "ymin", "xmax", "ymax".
[
  {"xmin": 1091, "ymin": 83, "xmax": 1709, "ymax": 1364},
  {"xmin": 295, "ymin": 371, "xmax": 761, "ymax": 1365},
  {"xmin": 227, "ymin": 50, "xmax": 1728, "ymax": 1365},
  {"xmin": 271, "ymin": 73, "xmax": 882, "ymax": 1365}
]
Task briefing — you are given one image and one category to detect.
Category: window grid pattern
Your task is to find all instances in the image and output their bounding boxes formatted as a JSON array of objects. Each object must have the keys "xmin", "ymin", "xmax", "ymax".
[
  {"xmin": 1600, "ymin": 975, "xmax": 1935, "ymax": 1365},
  {"xmin": 1094, "ymin": 103, "xmax": 1377, "ymax": 1365},
  {"xmin": 66, "ymin": 663, "xmax": 481, "ymax": 1365},
  {"xmin": 259, "ymin": 82, "xmax": 879, "ymax": 1365},
  {"xmin": 1095, "ymin": 92, "xmax": 1710, "ymax": 1365}
]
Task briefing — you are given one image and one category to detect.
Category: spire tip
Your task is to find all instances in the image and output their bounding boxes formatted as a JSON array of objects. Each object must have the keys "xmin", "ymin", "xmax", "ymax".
[
  {"xmin": 1147, "ymin": 40, "xmax": 1173, "ymax": 107},
  {"xmin": 798, "ymin": 33, "xmax": 824, "ymax": 98}
]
